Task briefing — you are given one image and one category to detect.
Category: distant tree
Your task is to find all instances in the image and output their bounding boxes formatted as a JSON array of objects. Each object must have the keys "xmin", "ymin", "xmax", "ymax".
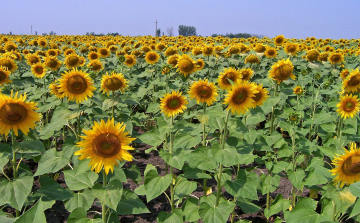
[
  {"xmin": 49, "ymin": 31, "xmax": 54, "ymax": 35},
  {"xmin": 9, "ymin": 31, "xmax": 12, "ymax": 35},
  {"xmin": 35, "ymin": 31, "xmax": 38, "ymax": 35},
  {"xmin": 90, "ymin": 32, "xmax": 95, "ymax": 36},
  {"xmin": 166, "ymin": 27, "xmax": 174, "ymax": 36},
  {"xmin": 42, "ymin": 33, "xmax": 47, "ymax": 36},
  {"xmin": 211, "ymin": 32, "xmax": 263, "ymax": 39},
  {"xmin": 156, "ymin": 28, "xmax": 161, "ymax": 37},
  {"xmin": 178, "ymin": 25, "xmax": 197, "ymax": 36}
]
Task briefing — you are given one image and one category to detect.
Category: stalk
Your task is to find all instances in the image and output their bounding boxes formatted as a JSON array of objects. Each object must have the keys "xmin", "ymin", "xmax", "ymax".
[
  {"xmin": 77, "ymin": 103, "xmax": 81, "ymax": 142},
  {"xmin": 308, "ymin": 74, "xmax": 315, "ymax": 141},
  {"xmin": 215, "ymin": 109, "xmax": 231, "ymax": 207},
  {"xmin": 337, "ymin": 117, "xmax": 343, "ymax": 150},
  {"xmin": 169, "ymin": 116, "xmax": 174, "ymax": 212},
  {"xmin": 102, "ymin": 169, "xmax": 108, "ymax": 223},
  {"xmin": 269, "ymin": 83, "xmax": 278, "ymax": 134},
  {"xmin": 202, "ymin": 103, "xmax": 207, "ymax": 194},
  {"xmin": 112, "ymin": 91, "xmax": 115, "ymax": 119},
  {"xmin": 11, "ymin": 130, "xmax": 20, "ymax": 217},
  {"xmin": 291, "ymin": 123, "xmax": 297, "ymax": 209}
]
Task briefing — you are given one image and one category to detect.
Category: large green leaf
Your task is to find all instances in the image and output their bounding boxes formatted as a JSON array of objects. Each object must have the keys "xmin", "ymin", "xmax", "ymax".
[
  {"xmin": 14, "ymin": 200, "xmax": 46, "ymax": 223},
  {"xmin": 63, "ymin": 169, "xmax": 98, "ymax": 191},
  {"xmin": 285, "ymin": 209, "xmax": 327, "ymax": 223},
  {"xmin": 157, "ymin": 209, "xmax": 183, "ymax": 223},
  {"xmin": 199, "ymin": 201, "xmax": 235, "ymax": 223},
  {"xmin": 0, "ymin": 175, "xmax": 33, "ymax": 211},
  {"xmin": 13, "ymin": 140, "xmax": 45, "ymax": 154},
  {"xmin": 186, "ymin": 146, "xmax": 217, "ymax": 171},
  {"xmin": 236, "ymin": 199, "xmax": 261, "ymax": 214},
  {"xmin": 64, "ymin": 189, "xmax": 94, "ymax": 212},
  {"xmin": 37, "ymin": 175, "xmax": 73, "ymax": 201},
  {"xmin": 138, "ymin": 128, "xmax": 165, "ymax": 148},
  {"xmin": 172, "ymin": 133, "xmax": 201, "ymax": 150},
  {"xmin": 124, "ymin": 164, "xmax": 143, "ymax": 184},
  {"xmin": 91, "ymin": 179, "xmax": 123, "ymax": 211},
  {"xmin": 211, "ymin": 143, "xmax": 239, "ymax": 167},
  {"xmin": 182, "ymin": 197, "xmax": 201, "ymax": 222},
  {"xmin": 174, "ymin": 178, "xmax": 197, "ymax": 198},
  {"xmin": 67, "ymin": 207, "xmax": 87, "ymax": 223},
  {"xmin": 350, "ymin": 181, "xmax": 360, "ymax": 197},
  {"xmin": 34, "ymin": 148, "xmax": 69, "ymax": 176},
  {"xmin": 117, "ymin": 189, "xmax": 149, "ymax": 215},
  {"xmin": 144, "ymin": 164, "xmax": 172, "ymax": 202},
  {"xmin": 287, "ymin": 169, "xmax": 305, "ymax": 189},
  {"xmin": 224, "ymin": 170, "xmax": 258, "ymax": 200},
  {"xmin": 159, "ymin": 148, "xmax": 190, "ymax": 169}
]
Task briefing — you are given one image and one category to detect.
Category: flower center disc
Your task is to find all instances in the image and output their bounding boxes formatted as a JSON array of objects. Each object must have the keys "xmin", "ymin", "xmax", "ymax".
[
  {"xmin": 0, "ymin": 103, "xmax": 28, "ymax": 124},
  {"xmin": 47, "ymin": 59, "xmax": 58, "ymax": 68},
  {"xmin": 167, "ymin": 97, "xmax": 181, "ymax": 109},
  {"xmin": 253, "ymin": 92, "xmax": 262, "ymax": 102},
  {"xmin": 0, "ymin": 71, "xmax": 6, "ymax": 81},
  {"xmin": 223, "ymin": 72, "xmax": 236, "ymax": 85},
  {"xmin": 68, "ymin": 56, "xmax": 79, "ymax": 66},
  {"xmin": 29, "ymin": 57, "xmax": 40, "ymax": 65},
  {"xmin": 275, "ymin": 64, "xmax": 293, "ymax": 80},
  {"xmin": 105, "ymin": 78, "xmax": 122, "ymax": 91},
  {"xmin": 349, "ymin": 76, "xmax": 360, "ymax": 87},
  {"xmin": 331, "ymin": 55, "xmax": 341, "ymax": 63},
  {"xmin": 93, "ymin": 133, "xmax": 121, "ymax": 158},
  {"xmin": 169, "ymin": 58, "xmax": 178, "ymax": 66},
  {"xmin": 67, "ymin": 75, "xmax": 88, "ymax": 94},
  {"xmin": 36, "ymin": 67, "xmax": 43, "ymax": 74},
  {"xmin": 100, "ymin": 49, "xmax": 108, "ymax": 56},
  {"xmin": 232, "ymin": 89, "xmax": 247, "ymax": 104},
  {"xmin": 179, "ymin": 59, "xmax": 194, "ymax": 72},
  {"xmin": 148, "ymin": 54, "xmax": 157, "ymax": 61},
  {"xmin": 242, "ymin": 71, "xmax": 249, "ymax": 80},
  {"xmin": 0, "ymin": 60, "xmax": 13, "ymax": 71},
  {"xmin": 345, "ymin": 101, "xmax": 355, "ymax": 111},
  {"xmin": 342, "ymin": 155, "xmax": 360, "ymax": 175},
  {"xmin": 126, "ymin": 58, "xmax": 133, "ymax": 64},
  {"xmin": 90, "ymin": 54, "xmax": 98, "ymax": 60},
  {"xmin": 197, "ymin": 85, "xmax": 212, "ymax": 99}
]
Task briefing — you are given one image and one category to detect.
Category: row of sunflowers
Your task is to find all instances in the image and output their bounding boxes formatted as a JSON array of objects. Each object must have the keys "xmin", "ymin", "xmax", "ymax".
[{"xmin": 1, "ymin": 34, "xmax": 360, "ymax": 222}]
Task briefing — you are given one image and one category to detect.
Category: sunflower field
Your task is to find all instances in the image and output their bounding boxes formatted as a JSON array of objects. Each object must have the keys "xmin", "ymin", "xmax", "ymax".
[{"xmin": 1, "ymin": 34, "xmax": 360, "ymax": 223}]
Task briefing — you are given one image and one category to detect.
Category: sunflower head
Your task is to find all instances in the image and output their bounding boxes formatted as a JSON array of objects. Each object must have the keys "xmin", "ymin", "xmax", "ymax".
[
  {"xmin": 44, "ymin": 56, "xmax": 62, "ymax": 71},
  {"xmin": 264, "ymin": 47, "xmax": 277, "ymax": 58},
  {"xmin": 306, "ymin": 49, "xmax": 320, "ymax": 62},
  {"xmin": 101, "ymin": 72, "xmax": 128, "ymax": 96},
  {"xmin": 145, "ymin": 51, "xmax": 160, "ymax": 65},
  {"xmin": 31, "ymin": 63, "xmax": 47, "ymax": 79},
  {"xmin": 75, "ymin": 118, "xmax": 135, "ymax": 174},
  {"xmin": 239, "ymin": 68, "xmax": 254, "ymax": 81},
  {"xmin": 124, "ymin": 55, "xmax": 136, "ymax": 67},
  {"xmin": 330, "ymin": 142, "xmax": 360, "ymax": 187},
  {"xmin": 245, "ymin": 54, "xmax": 260, "ymax": 64},
  {"xmin": 202, "ymin": 45, "xmax": 213, "ymax": 56},
  {"xmin": 336, "ymin": 94, "xmax": 360, "ymax": 119},
  {"xmin": 340, "ymin": 69, "xmax": 350, "ymax": 80},
  {"xmin": 0, "ymin": 91, "xmax": 40, "ymax": 136},
  {"xmin": 288, "ymin": 112, "xmax": 300, "ymax": 124},
  {"xmin": 49, "ymin": 81, "xmax": 64, "ymax": 99},
  {"xmin": 0, "ymin": 57, "xmax": 18, "ymax": 73},
  {"xmin": 268, "ymin": 59, "xmax": 296, "ymax": 84},
  {"xmin": 59, "ymin": 68, "xmax": 96, "ymax": 103},
  {"xmin": 196, "ymin": 59, "xmax": 205, "ymax": 71},
  {"xmin": 284, "ymin": 43, "xmax": 298, "ymax": 55},
  {"xmin": 274, "ymin": 35, "xmax": 285, "ymax": 45},
  {"xmin": 88, "ymin": 52, "xmax": 100, "ymax": 61},
  {"xmin": 342, "ymin": 69, "xmax": 360, "ymax": 93},
  {"xmin": 160, "ymin": 91, "xmax": 188, "ymax": 117},
  {"xmin": 87, "ymin": 59, "xmax": 104, "ymax": 73},
  {"xmin": 188, "ymin": 79, "xmax": 218, "ymax": 106},
  {"xmin": 167, "ymin": 54, "xmax": 179, "ymax": 68},
  {"xmin": 98, "ymin": 47, "xmax": 110, "ymax": 58},
  {"xmin": 329, "ymin": 52, "xmax": 344, "ymax": 65},
  {"xmin": 318, "ymin": 52, "xmax": 329, "ymax": 62},
  {"xmin": 223, "ymin": 80, "xmax": 258, "ymax": 115},
  {"xmin": 161, "ymin": 65, "xmax": 171, "ymax": 75},
  {"xmin": 0, "ymin": 66, "xmax": 12, "ymax": 86},
  {"xmin": 218, "ymin": 67, "xmax": 241, "ymax": 90},
  {"xmin": 293, "ymin": 86, "xmax": 303, "ymax": 95},
  {"xmin": 176, "ymin": 54, "xmax": 197, "ymax": 77},
  {"xmin": 65, "ymin": 53, "xmax": 80, "ymax": 69},
  {"xmin": 252, "ymin": 83, "xmax": 269, "ymax": 107}
]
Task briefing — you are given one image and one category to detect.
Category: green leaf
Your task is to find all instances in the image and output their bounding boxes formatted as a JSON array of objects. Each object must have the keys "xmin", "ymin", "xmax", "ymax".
[
  {"xmin": 264, "ymin": 194, "xmax": 290, "ymax": 218},
  {"xmin": 91, "ymin": 179, "xmax": 123, "ymax": 211},
  {"xmin": 211, "ymin": 144, "xmax": 239, "ymax": 167},
  {"xmin": 236, "ymin": 200, "xmax": 261, "ymax": 214},
  {"xmin": 173, "ymin": 133, "xmax": 201, "ymax": 150},
  {"xmin": 349, "ymin": 198, "xmax": 360, "ymax": 219},
  {"xmin": 124, "ymin": 165, "xmax": 143, "ymax": 184},
  {"xmin": 261, "ymin": 97, "xmax": 281, "ymax": 114},
  {"xmin": 186, "ymin": 146, "xmax": 217, "ymax": 171},
  {"xmin": 37, "ymin": 175, "xmax": 73, "ymax": 201},
  {"xmin": 116, "ymin": 189, "xmax": 149, "ymax": 215},
  {"xmin": 208, "ymin": 116, "xmax": 224, "ymax": 131},
  {"xmin": 13, "ymin": 140, "xmax": 45, "ymax": 154},
  {"xmin": 63, "ymin": 169, "xmax": 98, "ymax": 191},
  {"xmin": 34, "ymin": 148, "xmax": 69, "ymax": 176},
  {"xmin": 285, "ymin": 209, "xmax": 327, "ymax": 223},
  {"xmin": 146, "ymin": 102, "xmax": 160, "ymax": 113},
  {"xmin": 174, "ymin": 178, "xmax": 197, "ymax": 198},
  {"xmin": 102, "ymin": 99, "xmax": 119, "ymax": 111},
  {"xmin": 182, "ymin": 197, "xmax": 201, "ymax": 222},
  {"xmin": 159, "ymin": 148, "xmax": 190, "ymax": 169},
  {"xmin": 287, "ymin": 169, "xmax": 305, "ymax": 189},
  {"xmin": 350, "ymin": 181, "xmax": 360, "ymax": 197},
  {"xmin": 64, "ymin": 189, "xmax": 94, "ymax": 212},
  {"xmin": 199, "ymin": 201, "xmax": 235, "ymax": 223},
  {"xmin": 144, "ymin": 164, "xmax": 172, "ymax": 202},
  {"xmin": 14, "ymin": 199, "xmax": 46, "ymax": 223},
  {"xmin": 67, "ymin": 207, "xmax": 87, "ymax": 223},
  {"xmin": 181, "ymin": 164, "xmax": 212, "ymax": 179},
  {"xmin": 157, "ymin": 209, "xmax": 183, "ymax": 223},
  {"xmin": 224, "ymin": 170, "xmax": 258, "ymax": 200},
  {"xmin": 295, "ymin": 197, "xmax": 318, "ymax": 211},
  {"xmin": 138, "ymin": 128, "xmax": 164, "ymax": 148},
  {"xmin": 320, "ymin": 122, "xmax": 336, "ymax": 133},
  {"xmin": 245, "ymin": 113, "xmax": 266, "ymax": 125},
  {"xmin": 0, "ymin": 175, "xmax": 33, "ymax": 211}
]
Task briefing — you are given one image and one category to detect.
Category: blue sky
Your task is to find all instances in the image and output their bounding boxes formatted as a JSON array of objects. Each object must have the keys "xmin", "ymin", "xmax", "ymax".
[{"xmin": 1, "ymin": 0, "xmax": 360, "ymax": 39}]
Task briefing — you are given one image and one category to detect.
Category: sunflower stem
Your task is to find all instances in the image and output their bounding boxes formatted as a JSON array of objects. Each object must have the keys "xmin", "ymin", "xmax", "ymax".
[
  {"xmin": 11, "ymin": 130, "xmax": 20, "ymax": 217},
  {"xmin": 337, "ymin": 117, "xmax": 343, "ymax": 150},
  {"xmin": 112, "ymin": 91, "xmax": 115, "ymax": 119},
  {"xmin": 102, "ymin": 169, "xmax": 108, "ymax": 223},
  {"xmin": 77, "ymin": 103, "xmax": 81, "ymax": 142},
  {"xmin": 202, "ymin": 103, "xmax": 207, "ymax": 194},
  {"xmin": 291, "ymin": 122, "xmax": 297, "ymax": 209},
  {"xmin": 216, "ymin": 109, "xmax": 231, "ymax": 207},
  {"xmin": 269, "ymin": 83, "xmax": 278, "ymax": 135},
  {"xmin": 169, "ymin": 116, "xmax": 174, "ymax": 212},
  {"xmin": 308, "ymin": 74, "xmax": 316, "ymax": 141}
]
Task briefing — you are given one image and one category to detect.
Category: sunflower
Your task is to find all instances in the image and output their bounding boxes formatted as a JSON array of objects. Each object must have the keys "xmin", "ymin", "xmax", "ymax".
[
  {"xmin": 245, "ymin": 54, "xmax": 260, "ymax": 64},
  {"xmin": 87, "ymin": 59, "xmax": 104, "ymax": 73},
  {"xmin": 98, "ymin": 47, "xmax": 110, "ymax": 58},
  {"xmin": 78, "ymin": 56, "xmax": 86, "ymax": 67},
  {"xmin": 274, "ymin": 35, "xmax": 285, "ymax": 45},
  {"xmin": 0, "ymin": 91, "xmax": 40, "ymax": 136},
  {"xmin": 88, "ymin": 51, "xmax": 100, "ymax": 61},
  {"xmin": 0, "ymin": 57, "xmax": 18, "ymax": 73},
  {"xmin": 284, "ymin": 43, "xmax": 298, "ymax": 55},
  {"xmin": 165, "ymin": 47, "xmax": 178, "ymax": 57},
  {"xmin": 254, "ymin": 44, "xmax": 266, "ymax": 53},
  {"xmin": 145, "ymin": 51, "xmax": 160, "ymax": 64},
  {"xmin": 44, "ymin": 56, "xmax": 62, "ymax": 71},
  {"xmin": 192, "ymin": 47, "xmax": 202, "ymax": 56},
  {"xmin": 0, "ymin": 66, "xmax": 12, "ymax": 86},
  {"xmin": 202, "ymin": 45, "xmax": 213, "ymax": 56},
  {"xmin": 318, "ymin": 52, "xmax": 328, "ymax": 62},
  {"xmin": 306, "ymin": 49, "xmax": 320, "ymax": 62},
  {"xmin": 343, "ymin": 69, "xmax": 360, "ymax": 93},
  {"xmin": 49, "ymin": 81, "xmax": 64, "ymax": 99},
  {"xmin": 101, "ymin": 72, "xmax": 128, "ymax": 96},
  {"xmin": 330, "ymin": 142, "xmax": 360, "ymax": 187},
  {"xmin": 228, "ymin": 45, "xmax": 240, "ymax": 55},
  {"xmin": 124, "ymin": 55, "xmax": 136, "ymax": 67},
  {"xmin": 59, "ymin": 68, "xmax": 96, "ymax": 103},
  {"xmin": 167, "ymin": 54, "xmax": 179, "ymax": 68},
  {"xmin": 239, "ymin": 68, "xmax": 254, "ymax": 81},
  {"xmin": 340, "ymin": 69, "xmax": 350, "ymax": 80},
  {"xmin": 264, "ymin": 47, "xmax": 277, "ymax": 58},
  {"xmin": 31, "ymin": 63, "xmax": 47, "ymax": 79},
  {"xmin": 161, "ymin": 65, "xmax": 171, "ymax": 75},
  {"xmin": 252, "ymin": 83, "xmax": 269, "ymax": 107},
  {"xmin": 75, "ymin": 118, "xmax": 135, "ymax": 174},
  {"xmin": 188, "ymin": 79, "xmax": 218, "ymax": 106},
  {"xmin": 64, "ymin": 53, "xmax": 80, "ymax": 69},
  {"xmin": 64, "ymin": 48, "xmax": 75, "ymax": 56},
  {"xmin": 196, "ymin": 59, "xmax": 205, "ymax": 71},
  {"xmin": 218, "ymin": 67, "xmax": 241, "ymax": 90},
  {"xmin": 176, "ymin": 54, "xmax": 197, "ymax": 77},
  {"xmin": 268, "ymin": 59, "xmax": 296, "ymax": 84},
  {"xmin": 223, "ymin": 80, "xmax": 258, "ymax": 115},
  {"xmin": 336, "ymin": 94, "xmax": 360, "ymax": 119},
  {"xmin": 329, "ymin": 52, "xmax": 344, "ymax": 65},
  {"xmin": 293, "ymin": 86, "xmax": 303, "ymax": 95},
  {"xmin": 160, "ymin": 91, "xmax": 188, "ymax": 117}
]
